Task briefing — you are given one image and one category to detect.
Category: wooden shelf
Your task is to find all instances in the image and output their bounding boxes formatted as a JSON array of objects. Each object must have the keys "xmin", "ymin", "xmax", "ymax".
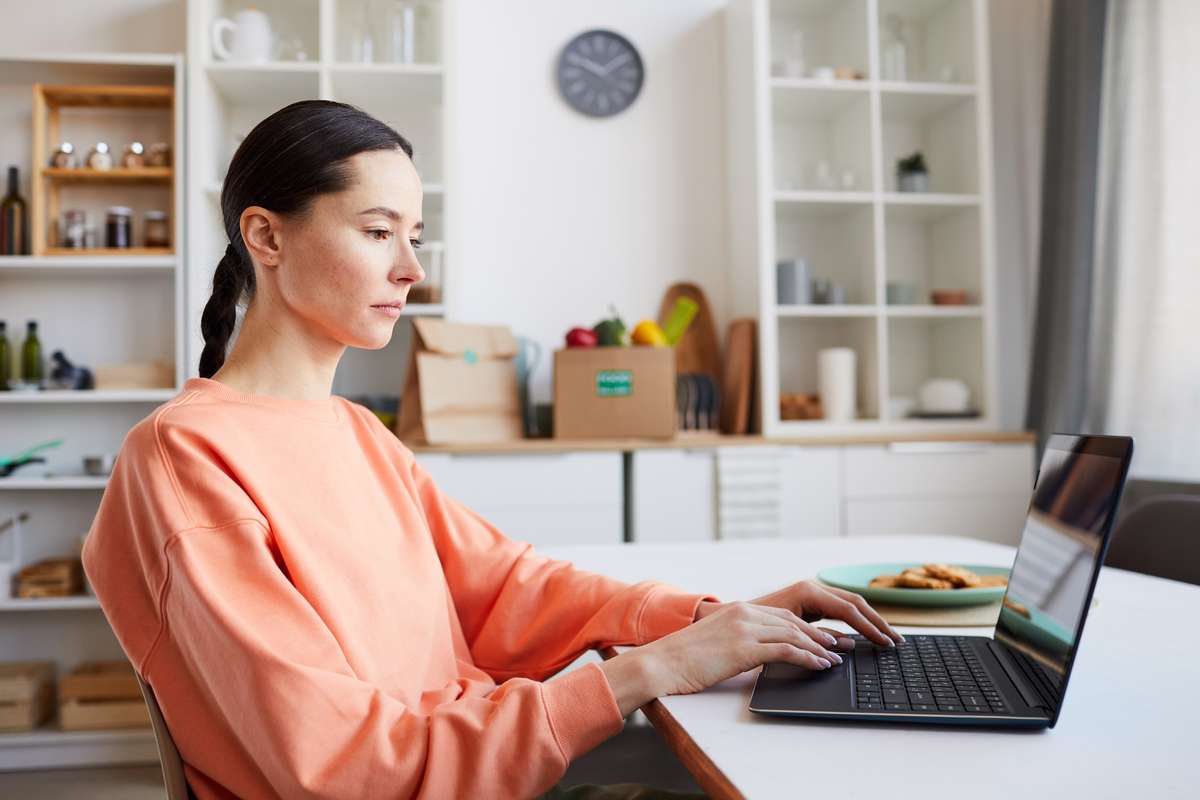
[
  {"xmin": 39, "ymin": 83, "xmax": 171, "ymax": 108},
  {"xmin": 41, "ymin": 247, "xmax": 174, "ymax": 257},
  {"xmin": 39, "ymin": 166, "xmax": 172, "ymax": 183}
]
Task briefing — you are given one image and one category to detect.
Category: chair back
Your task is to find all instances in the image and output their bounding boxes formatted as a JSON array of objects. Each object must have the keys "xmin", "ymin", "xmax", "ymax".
[
  {"xmin": 1107, "ymin": 494, "xmax": 1200, "ymax": 586},
  {"xmin": 136, "ymin": 673, "xmax": 195, "ymax": 800}
]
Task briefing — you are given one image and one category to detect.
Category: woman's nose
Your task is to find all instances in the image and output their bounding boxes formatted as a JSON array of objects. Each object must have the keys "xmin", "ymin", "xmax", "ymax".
[{"xmin": 393, "ymin": 250, "xmax": 425, "ymax": 285}]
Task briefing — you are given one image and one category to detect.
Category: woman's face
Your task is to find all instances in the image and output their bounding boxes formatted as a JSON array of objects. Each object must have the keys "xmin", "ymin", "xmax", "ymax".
[{"xmin": 254, "ymin": 148, "xmax": 426, "ymax": 351}]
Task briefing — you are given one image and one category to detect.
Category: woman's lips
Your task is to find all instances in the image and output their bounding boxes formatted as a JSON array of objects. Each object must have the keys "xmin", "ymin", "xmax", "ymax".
[{"xmin": 371, "ymin": 303, "xmax": 404, "ymax": 318}]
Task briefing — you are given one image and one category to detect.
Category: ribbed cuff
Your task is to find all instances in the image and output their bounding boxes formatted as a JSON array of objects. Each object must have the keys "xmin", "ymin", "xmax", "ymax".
[
  {"xmin": 637, "ymin": 584, "xmax": 721, "ymax": 644},
  {"xmin": 541, "ymin": 662, "xmax": 626, "ymax": 765}
]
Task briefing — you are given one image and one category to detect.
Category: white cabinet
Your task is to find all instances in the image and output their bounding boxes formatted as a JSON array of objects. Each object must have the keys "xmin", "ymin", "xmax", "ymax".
[
  {"xmin": 630, "ymin": 450, "xmax": 717, "ymax": 543},
  {"xmin": 778, "ymin": 446, "xmax": 843, "ymax": 538},
  {"xmin": 842, "ymin": 442, "xmax": 1034, "ymax": 544},
  {"xmin": 414, "ymin": 452, "xmax": 623, "ymax": 546}
]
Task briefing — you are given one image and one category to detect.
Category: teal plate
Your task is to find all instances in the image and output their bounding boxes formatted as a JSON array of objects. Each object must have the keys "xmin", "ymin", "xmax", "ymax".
[{"xmin": 817, "ymin": 562, "xmax": 1011, "ymax": 607}]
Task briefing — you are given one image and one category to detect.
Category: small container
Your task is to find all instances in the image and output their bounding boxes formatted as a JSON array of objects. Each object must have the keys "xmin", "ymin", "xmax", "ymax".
[
  {"xmin": 146, "ymin": 142, "xmax": 171, "ymax": 167},
  {"xmin": 50, "ymin": 142, "xmax": 78, "ymax": 169},
  {"xmin": 61, "ymin": 210, "xmax": 87, "ymax": 248},
  {"xmin": 120, "ymin": 141, "xmax": 145, "ymax": 169},
  {"xmin": 105, "ymin": 207, "xmax": 132, "ymax": 249},
  {"xmin": 86, "ymin": 142, "xmax": 113, "ymax": 171},
  {"xmin": 143, "ymin": 211, "xmax": 169, "ymax": 248}
]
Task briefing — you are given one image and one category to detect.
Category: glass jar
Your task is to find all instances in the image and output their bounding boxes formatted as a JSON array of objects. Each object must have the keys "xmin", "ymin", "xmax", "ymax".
[
  {"xmin": 86, "ymin": 142, "xmax": 113, "ymax": 170},
  {"xmin": 105, "ymin": 206, "xmax": 132, "ymax": 248},
  {"xmin": 146, "ymin": 142, "xmax": 171, "ymax": 167},
  {"xmin": 61, "ymin": 210, "xmax": 87, "ymax": 248},
  {"xmin": 121, "ymin": 141, "xmax": 145, "ymax": 169},
  {"xmin": 144, "ymin": 210, "xmax": 169, "ymax": 248},
  {"xmin": 50, "ymin": 142, "xmax": 78, "ymax": 169}
]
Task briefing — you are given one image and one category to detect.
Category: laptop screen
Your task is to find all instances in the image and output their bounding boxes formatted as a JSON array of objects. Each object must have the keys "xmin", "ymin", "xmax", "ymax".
[{"xmin": 994, "ymin": 434, "xmax": 1132, "ymax": 718}]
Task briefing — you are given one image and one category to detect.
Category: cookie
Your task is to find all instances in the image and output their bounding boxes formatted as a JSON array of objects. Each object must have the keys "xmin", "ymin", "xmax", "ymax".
[
  {"xmin": 978, "ymin": 575, "xmax": 1009, "ymax": 588},
  {"xmin": 869, "ymin": 574, "xmax": 902, "ymax": 588},
  {"xmin": 896, "ymin": 573, "xmax": 954, "ymax": 590},
  {"xmin": 923, "ymin": 563, "xmax": 984, "ymax": 588}
]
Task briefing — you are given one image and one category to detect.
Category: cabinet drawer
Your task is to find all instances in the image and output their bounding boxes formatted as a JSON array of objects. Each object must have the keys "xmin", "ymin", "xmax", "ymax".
[
  {"xmin": 631, "ymin": 449, "xmax": 716, "ymax": 542},
  {"xmin": 844, "ymin": 494, "xmax": 1030, "ymax": 545},
  {"xmin": 467, "ymin": 505, "xmax": 623, "ymax": 547},
  {"xmin": 414, "ymin": 452, "xmax": 622, "ymax": 509},
  {"xmin": 844, "ymin": 442, "xmax": 1033, "ymax": 499}
]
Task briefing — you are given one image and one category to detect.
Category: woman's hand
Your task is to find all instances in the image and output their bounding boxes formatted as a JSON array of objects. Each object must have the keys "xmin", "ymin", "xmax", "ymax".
[
  {"xmin": 694, "ymin": 580, "xmax": 904, "ymax": 648},
  {"xmin": 600, "ymin": 598, "xmax": 861, "ymax": 715}
]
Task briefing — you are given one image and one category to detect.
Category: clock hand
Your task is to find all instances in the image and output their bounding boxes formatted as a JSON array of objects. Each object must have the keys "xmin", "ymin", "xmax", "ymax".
[
  {"xmin": 566, "ymin": 51, "xmax": 608, "ymax": 77},
  {"xmin": 600, "ymin": 52, "xmax": 633, "ymax": 75}
]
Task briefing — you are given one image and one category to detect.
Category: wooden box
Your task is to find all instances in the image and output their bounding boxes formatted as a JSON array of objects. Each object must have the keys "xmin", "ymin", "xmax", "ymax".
[
  {"xmin": 58, "ymin": 661, "xmax": 150, "ymax": 731},
  {"xmin": 0, "ymin": 661, "xmax": 55, "ymax": 732},
  {"xmin": 16, "ymin": 557, "xmax": 83, "ymax": 598}
]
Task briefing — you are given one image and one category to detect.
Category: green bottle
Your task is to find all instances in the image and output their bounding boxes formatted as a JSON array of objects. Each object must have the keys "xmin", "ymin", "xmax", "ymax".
[
  {"xmin": 0, "ymin": 321, "xmax": 10, "ymax": 390},
  {"xmin": 21, "ymin": 320, "xmax": 42, "ymax": 389}
]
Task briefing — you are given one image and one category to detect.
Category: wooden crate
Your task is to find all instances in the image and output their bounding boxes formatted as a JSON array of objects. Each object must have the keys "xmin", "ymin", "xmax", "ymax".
[
  {"xmin": 58, "ymin": 661, "xmax": 149, "ymax": 731},
  {"xmin": 16, "ymin": 557, "xmax": 83, "ymax": 598},
  {"xmin": 30, "ymin": 83, "xmax": 175, "ymax": 256},
  {"xmin": 0, "ymin": 661, "xmax": 55, "ymax": 732}
]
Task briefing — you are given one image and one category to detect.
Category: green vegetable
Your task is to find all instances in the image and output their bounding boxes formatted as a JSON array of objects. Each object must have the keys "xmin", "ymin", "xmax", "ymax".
[{"xmin": 592, "ymin": 304, "xmax": 627, "ymax": 347}]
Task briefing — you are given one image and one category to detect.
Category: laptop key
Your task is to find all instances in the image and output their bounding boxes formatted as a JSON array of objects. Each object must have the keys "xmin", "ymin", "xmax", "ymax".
[
  {"xmin": 857, "ymin": 703, "xmax": 882, "ymax": 710},
  {"xmin": 911, "ymin": 704, "xmax": 936, "ymax": 712},
  {"xmin": 937, "ymin": 704, "xmax": 964, "ymax": 712},
  {"xmin": 963, "ymin": 706, "xmax": 989, "ymax": 713}
]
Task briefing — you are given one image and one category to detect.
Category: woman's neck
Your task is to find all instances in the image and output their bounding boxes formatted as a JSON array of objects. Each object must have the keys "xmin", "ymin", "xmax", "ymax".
[{"xmin": 210, "ymin": 297, "xmax": 346, "ymax": 402}]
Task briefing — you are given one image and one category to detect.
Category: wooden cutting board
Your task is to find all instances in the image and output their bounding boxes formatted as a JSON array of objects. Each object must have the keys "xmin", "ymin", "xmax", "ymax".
[
  {"xmin": 720, "ymin": 318, "xmax": 756, "ymax": 435},
  {"xmin": 657, "ymin": 282, "xmax": 722, "ymax": 389}
]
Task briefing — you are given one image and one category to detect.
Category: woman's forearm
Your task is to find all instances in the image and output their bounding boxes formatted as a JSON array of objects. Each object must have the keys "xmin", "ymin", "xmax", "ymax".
[{"xmin": 597, "ymin": 649, "xmax": 661, "ymax": 717}]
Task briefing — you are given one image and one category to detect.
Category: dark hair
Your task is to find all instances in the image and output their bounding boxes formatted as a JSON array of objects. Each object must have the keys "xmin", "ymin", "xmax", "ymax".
[{"xmin": 198, "ymin": 100, "xmax": 414, "ymax": 379}]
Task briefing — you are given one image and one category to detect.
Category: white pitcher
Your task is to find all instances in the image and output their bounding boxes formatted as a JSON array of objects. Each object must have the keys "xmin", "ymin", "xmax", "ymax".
[{"xmin": 211, "ymin": 8, "xmax": 273, "ymax": 63}]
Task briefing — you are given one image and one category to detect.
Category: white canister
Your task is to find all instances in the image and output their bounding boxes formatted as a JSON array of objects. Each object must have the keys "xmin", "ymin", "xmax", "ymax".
[
  {"xmin": 211, "ymin": 9, "xmax": 274, "ymax": 63},
  {"xmin": 818, "ymin": 347, "xmax": 857, "ymax": 421}
]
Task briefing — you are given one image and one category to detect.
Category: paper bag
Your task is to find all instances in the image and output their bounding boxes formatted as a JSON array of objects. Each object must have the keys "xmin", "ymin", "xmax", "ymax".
[{"xmin": 395, "ymin": 318, "xmax": 525, "ymax": 444}]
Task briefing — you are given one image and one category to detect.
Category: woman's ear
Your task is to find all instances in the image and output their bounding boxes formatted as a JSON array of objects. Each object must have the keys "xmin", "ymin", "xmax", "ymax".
[{"xmin": 240, "ymin": 206, "xmax": 283, "ymax": 269}]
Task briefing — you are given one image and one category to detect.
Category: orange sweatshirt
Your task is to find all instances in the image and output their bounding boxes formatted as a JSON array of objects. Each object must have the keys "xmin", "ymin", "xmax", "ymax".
[{"xmin": 82, "ymin": 377, "xmax": 717, "ymax": 799}]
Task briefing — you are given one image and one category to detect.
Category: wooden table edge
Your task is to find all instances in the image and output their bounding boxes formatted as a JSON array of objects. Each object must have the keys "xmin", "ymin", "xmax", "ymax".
[{"xmin": 597, "ymin": 646, "xmax": 746, "ymax": 800}]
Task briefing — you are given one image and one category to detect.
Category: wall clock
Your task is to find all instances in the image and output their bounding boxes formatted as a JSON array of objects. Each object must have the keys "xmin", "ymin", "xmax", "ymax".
[{"xmin": 556, "ymin": 29, "xmax": 644, "ymax": 118}]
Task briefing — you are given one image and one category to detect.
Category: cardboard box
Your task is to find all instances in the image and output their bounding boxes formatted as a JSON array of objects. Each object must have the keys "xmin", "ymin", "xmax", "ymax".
[{"xmin": 554, "ymin": 347, "xmax": 676, "ymax": 439}]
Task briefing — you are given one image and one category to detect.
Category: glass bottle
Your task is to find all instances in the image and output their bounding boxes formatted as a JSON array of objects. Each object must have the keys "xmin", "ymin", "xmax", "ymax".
[
  {"xmin": 881, "ymin": 14, "xmax": 908, "ymax": 82},
  {"xmin": 0, "ymin": 166, "xmax": 29, "ymax": 255},
  {"xmin": 0, "ymin": 320, "xmax": 10, "ymax": 390},
  {"xmin": 21, "ymin": 320, "xmax": 43, "ymax": 389}
]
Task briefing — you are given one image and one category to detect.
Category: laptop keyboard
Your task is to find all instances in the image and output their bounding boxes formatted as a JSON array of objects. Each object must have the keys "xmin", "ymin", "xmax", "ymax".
[{"xmin": 852, "ymin": 635, "xmax": 1011, "ymax": 714}]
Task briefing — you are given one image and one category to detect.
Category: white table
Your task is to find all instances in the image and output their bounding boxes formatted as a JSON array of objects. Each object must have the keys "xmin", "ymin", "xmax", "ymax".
[{"xmin": 542, "ymin": 536, "xmax": 1196, "ymax": 799}]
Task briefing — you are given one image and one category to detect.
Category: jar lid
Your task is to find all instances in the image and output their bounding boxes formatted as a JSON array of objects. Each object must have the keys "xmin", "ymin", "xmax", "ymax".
[
  {"xmin": 144, "ymin": 210, "xmax": 167, "ymax": 220},
  {"xmin": 94, "ymin": 142, "xmax": 109, "ymax": 153},
  {"xmin": 128, "ymin": 141, "xmax": 144, "ymax": 154},
  {"xmin": 106, "ymin": 206, "xmax": 132, "ymax": 216},
  {"xmin": 58, "ymin": 142, "xmax": 74, "ymax": 153}
]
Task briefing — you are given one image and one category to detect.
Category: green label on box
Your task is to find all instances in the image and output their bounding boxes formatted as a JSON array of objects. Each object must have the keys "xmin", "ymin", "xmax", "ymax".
[{"xmin": 596, "ymin": 370, "xmax": 633, "ymax": 397}]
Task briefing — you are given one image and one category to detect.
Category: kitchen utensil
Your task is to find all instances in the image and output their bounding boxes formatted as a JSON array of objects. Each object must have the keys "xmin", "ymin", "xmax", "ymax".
[
  {"xmin": 660, "ymin": 297, "xmax": 699, "ymax": 345},
  {"xmin": 514, "ymin": 336, "xmax": 542, "ymax": 437},
  {"xmin": 0, "ymin": 440, "xmax": 62, "ymax": 478},
  {"xmin": 658, "ymin": 282, "xmax": 721, "ymax": 395},
  {"xmin": 818, "ymin": 347, "xmax": 856, "ymax": 421},
  {"xmin": 692, "ymin": 373, "xmax": 719, "ymax": 430},
  {"xmin": 211, "ymin": 8, "xmax": 274, "ymax": 63},
  {"xmin": 676, "ymin": 375, "xmax": 690, "ymax": 430},
  {"xmin": 720, "ymin": 319, "xmax": 756, "ymax": 434},
  {"xmin": 817, "ymin": 562, "xmax": 1010, "ymax": 608}
]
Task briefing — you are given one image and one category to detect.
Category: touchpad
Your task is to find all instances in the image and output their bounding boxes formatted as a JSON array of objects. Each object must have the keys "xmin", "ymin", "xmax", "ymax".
[{"xmin": 755, "ymin": 659, "xmax": 852, "ymax": 712}]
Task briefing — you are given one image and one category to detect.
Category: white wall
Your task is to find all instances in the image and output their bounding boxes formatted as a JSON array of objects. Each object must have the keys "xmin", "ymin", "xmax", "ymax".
[{"xmin": 446, "ymin": 0, "xmax": 732, "ymax": 406}]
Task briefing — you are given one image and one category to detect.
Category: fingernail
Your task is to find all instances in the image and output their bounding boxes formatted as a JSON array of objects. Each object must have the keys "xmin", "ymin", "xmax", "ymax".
[
  {"xmin": 829, "ymin": 652, "xmax": 843, "ymax": 664},
  {"xmin": 896, "ymin": 634, "xmax": 907, "ymax": 643},
  {"xmin": 824, "ymin": 633, "xmax": 838, "ymax": 645},
  {"xmin": 818, "ymin": 658, "xmax": 831, "ymax": 668}
]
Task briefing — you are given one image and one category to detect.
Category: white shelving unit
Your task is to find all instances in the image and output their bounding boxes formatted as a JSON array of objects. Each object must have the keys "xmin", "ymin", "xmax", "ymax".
[
  {"xmin": 725, "ymin": 0, "xmax": 997, "ymax": 436},
  {"xmin": 186, "ymin": 0, "xmax": 453, "ymax": 400},
  {"xmin": 0, "ymin": 52, "xmax": 183, "ymax": 769}
]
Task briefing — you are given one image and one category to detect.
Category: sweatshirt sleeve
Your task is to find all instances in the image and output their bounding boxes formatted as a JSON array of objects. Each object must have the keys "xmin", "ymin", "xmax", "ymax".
[
  {"xmin": 407, "ymin": 455, "xmax": 720, "ymax": 681},
  {"xmin": 156, "ymin": 517, "xmax": 625, "ymax": 799}
]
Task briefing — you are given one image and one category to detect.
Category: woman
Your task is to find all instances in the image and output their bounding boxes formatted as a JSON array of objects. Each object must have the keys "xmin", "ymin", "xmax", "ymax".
[{"xmin": 82, "ymin": 100, "xmax": 903, "ymax": 800}]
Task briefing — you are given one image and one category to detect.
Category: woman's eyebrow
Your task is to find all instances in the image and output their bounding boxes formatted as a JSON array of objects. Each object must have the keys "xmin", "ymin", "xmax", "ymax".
[{"xmin": 358, "ymin": 207, "xmax": 423, "ymax": 232}]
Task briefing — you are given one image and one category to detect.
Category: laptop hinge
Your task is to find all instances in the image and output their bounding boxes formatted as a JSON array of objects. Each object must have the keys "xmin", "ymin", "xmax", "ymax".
[{"xmin": 988, "ymin": 640, "xmax": 1052, "ymax": 713}]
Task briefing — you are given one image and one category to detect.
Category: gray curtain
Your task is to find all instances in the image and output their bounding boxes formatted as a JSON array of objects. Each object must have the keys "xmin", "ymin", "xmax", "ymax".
[{"xmin": 1025, "ymin": 0, "xmax": 1110, "ymax": 449}]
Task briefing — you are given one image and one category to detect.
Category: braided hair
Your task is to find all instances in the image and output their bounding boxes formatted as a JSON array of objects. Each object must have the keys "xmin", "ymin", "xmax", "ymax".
[{"xmin": 198, "ymin": 100, "xmax": 414, "ymax": 378}]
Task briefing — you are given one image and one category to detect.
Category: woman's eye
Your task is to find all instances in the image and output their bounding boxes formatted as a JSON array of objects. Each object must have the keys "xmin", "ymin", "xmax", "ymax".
[
  {"xmin": 367, "ymin": 229, "xmax": 392, "ymax": 241},
  {"xmin": 410, "ymin": 239, "xmax": 423, "ymax": 250}
]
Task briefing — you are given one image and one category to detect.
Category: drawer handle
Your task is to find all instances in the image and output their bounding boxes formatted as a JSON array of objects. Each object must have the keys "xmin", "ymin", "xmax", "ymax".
[{"xmin": 886, "ymin": 442, "xmax": 991, "ymax": 455}]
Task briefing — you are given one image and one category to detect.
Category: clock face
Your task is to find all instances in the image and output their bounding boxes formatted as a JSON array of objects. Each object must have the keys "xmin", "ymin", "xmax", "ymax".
[{"xmin": 556, "ymin": 29, "xmax": 644, "ymax": 118}]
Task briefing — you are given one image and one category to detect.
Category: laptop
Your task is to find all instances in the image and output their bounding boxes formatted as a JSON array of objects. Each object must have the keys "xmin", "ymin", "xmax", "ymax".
[{"xmin": 749, "ymin": 433, "xmax": 1134, "ymax": 729}]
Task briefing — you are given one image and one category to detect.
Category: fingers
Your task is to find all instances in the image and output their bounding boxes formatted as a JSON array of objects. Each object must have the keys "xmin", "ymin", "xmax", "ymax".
[
  {"xmin": 806, "ymin": 590, "xmax": 893, "ymax": 647},
  {"xmin": 819, "ymin": 586, "xmax": 906, "ymax": 644},
  {"xmin": 817, "ymin": 626, "xmax": 857, "ymax": 651},
  {"xmin": 755, "ymin": 640, "xmax": 836, "ymax": 672},
  {"xmin": 754, "ymin": 621, "xmax": 843, "ymax": 667},
  {"xmin": 752, "ymin": 604, "xmax": 841, "ymax": 651}
]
